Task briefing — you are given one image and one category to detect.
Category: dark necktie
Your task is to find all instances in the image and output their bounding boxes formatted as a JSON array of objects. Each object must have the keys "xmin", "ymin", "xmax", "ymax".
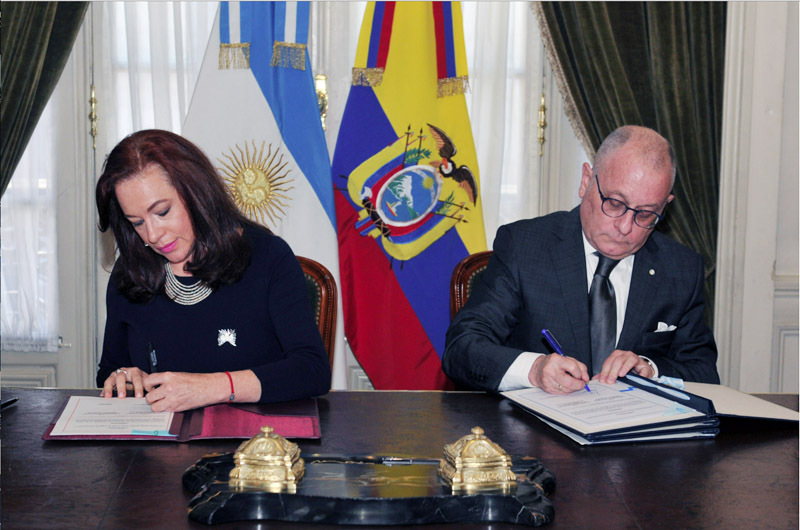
[{"xmin": 589, "ymin": 253, "xmax": 620, "ymax": 375}]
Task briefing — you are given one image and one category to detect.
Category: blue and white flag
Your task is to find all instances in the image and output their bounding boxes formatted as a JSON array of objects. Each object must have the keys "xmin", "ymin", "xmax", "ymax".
[{"xmin": 184, "ymin": 2, "xmax": 345, "ymax": 388}]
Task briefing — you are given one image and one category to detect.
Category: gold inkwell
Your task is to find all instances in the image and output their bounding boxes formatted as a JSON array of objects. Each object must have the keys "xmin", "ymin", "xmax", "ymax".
[
  {"xmin": 439, "ymin": 426, "xmax": 518, "ymax": 493},
  {"xmin": 229, "ymin": 425, "xmax": 305, "ymax": 492}
]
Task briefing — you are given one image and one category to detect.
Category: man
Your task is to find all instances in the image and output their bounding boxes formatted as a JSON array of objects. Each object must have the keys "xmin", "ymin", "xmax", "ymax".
[{"xmin": 443, "ymin": 125, "xmax": 720, "ymax": 394}]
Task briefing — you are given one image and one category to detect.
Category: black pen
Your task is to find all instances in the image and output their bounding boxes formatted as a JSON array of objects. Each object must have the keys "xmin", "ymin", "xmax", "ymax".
[
  {"xmin": 1, "ymin": 397, "xmax": 19, "ymax": 410},
  {"xmin": 147, "ymin": 342, "xmax": 158, "ymax": 373}
]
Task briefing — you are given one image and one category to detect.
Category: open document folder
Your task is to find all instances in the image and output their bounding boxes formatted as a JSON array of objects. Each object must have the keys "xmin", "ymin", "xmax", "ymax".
[
  {"xmin": 683, "ymin": 382, "xmax": 799, "ymax": 421},
  {"xmin": 502, "ymin": 375, "xmax": 720, "ymax": 445},
  {"xmin": 43, "ymin": 396, "xmax": 320, "ymax": 441}
]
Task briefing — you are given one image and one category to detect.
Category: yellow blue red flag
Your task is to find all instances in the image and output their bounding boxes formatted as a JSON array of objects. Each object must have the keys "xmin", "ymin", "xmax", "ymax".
[{"xmin": 332, "ymin": 1, "xmax": 486, "ymax": 389}]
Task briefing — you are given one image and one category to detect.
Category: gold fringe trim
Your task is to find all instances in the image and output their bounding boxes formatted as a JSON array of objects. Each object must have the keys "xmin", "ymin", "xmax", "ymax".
[
  {"xmin": 351, "ymin": 67, "xmax": 384, "ymax": 87},
  {"xmin": 437, "ymin": 75, "xmax": 470, "ymax": 98},
  {"xmin": 271, "ymin": 42, "xmax": 306, "ymax": 70},
  {"xmin": 219, "ymin": 42, "xmax": 250, "ymax": 69},
  {"xmin": 531, "ymin": 1, "xmax": 596, "ymax": 160}
]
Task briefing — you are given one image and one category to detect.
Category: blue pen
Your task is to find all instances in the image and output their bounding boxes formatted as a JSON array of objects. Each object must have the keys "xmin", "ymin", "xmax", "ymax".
[{"xmin": 541, "ymin": 329, "xmax": 591, "ymax": 392}]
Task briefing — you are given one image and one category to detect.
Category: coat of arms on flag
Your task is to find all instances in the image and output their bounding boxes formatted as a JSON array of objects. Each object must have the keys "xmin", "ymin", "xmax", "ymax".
[
  {"xmin": 332, "ymin": 1, "xmax": 486, "ymax": 390},
  {"xmin": 345, "ymin": 123, "xmax": 477, "ymax": 261}
]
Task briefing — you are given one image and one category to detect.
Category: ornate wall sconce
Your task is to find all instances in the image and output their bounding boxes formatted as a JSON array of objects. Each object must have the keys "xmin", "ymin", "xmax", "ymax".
[
  {"xmin": 538, "ymin": 92, "xmax": 547, "ymax": 157},
  {"xmin": 90, "ymin": 85, "xmax": 98, "ymax": 150},
  {"xmin": 315, "ymin": 74, "xmax": 328, "ymax": 131}
]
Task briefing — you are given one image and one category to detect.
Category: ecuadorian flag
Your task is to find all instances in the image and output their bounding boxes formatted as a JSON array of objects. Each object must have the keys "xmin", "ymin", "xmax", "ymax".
[
  {"xmin": 184, "ymin": 2, "xmax": 347, "ymax": 388},
  {"xmin": 332, "ymin": 2, "xmax": 486, "ymax": 389}
]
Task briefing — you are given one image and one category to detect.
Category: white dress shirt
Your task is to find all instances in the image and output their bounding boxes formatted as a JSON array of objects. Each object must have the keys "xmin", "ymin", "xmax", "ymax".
[{"xmin": 497, "ymin": 232, "xmax": 656, "ymax": 391}]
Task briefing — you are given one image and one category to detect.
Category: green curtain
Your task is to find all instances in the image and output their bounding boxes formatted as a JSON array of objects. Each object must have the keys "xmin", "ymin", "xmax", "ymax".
[
  {"xmin": 1, "ymin": 1, "xmax": 88, "ymax": 197},
  {"xmin": 537, "ymin": 1, "xmax": 726, "ymax": 325}
]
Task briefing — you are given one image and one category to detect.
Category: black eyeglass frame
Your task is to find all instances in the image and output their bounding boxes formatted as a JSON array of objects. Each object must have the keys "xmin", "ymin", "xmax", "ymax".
[{"xmin": 593, "ymin": 173, "xmax": 667, "ymax": 229}]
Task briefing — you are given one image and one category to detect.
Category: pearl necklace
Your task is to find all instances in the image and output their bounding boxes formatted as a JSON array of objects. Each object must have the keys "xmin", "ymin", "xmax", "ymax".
[{"xmin": 163, "ymin": 263, "xmax": 213, "ymax": 305}]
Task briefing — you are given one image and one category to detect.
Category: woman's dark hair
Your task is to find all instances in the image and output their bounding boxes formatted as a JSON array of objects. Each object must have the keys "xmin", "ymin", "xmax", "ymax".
[{"xmin": 96, "ymin": 129, "xmax": 257, "ymax": 303}]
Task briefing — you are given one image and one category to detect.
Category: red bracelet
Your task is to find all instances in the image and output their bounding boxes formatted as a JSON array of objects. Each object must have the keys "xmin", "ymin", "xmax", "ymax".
[{"xmin": 224, "ymin": 371, "xmax": 235, "ymax": 402}]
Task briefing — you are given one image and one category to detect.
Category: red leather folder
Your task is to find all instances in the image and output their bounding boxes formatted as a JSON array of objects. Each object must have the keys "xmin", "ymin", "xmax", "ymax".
[{"xmin": 42, "ymin": 398, "xmax": 321, "ymax": 441}]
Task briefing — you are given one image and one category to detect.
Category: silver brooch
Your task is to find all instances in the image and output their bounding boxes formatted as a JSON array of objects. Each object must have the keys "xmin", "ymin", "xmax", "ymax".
[{"xmin": 218, "ymin": 329, "xmax": 237, "ymax": 347}]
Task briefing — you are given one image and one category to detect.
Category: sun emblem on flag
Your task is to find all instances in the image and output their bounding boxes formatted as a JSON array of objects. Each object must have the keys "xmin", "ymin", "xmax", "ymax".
[{"xmin": 218, "ymin": 140, "xmax": 294, "ymax": 226}]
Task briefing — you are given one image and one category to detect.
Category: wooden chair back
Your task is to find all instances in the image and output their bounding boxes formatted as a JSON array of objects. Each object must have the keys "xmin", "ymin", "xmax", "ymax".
[
  {"xmin": 450, "ymin": 250, "xmax": 493, "ymax": 319},
  {"xmin": 298, "ymin": 256, "xmax": 337, "ymax": 367}
]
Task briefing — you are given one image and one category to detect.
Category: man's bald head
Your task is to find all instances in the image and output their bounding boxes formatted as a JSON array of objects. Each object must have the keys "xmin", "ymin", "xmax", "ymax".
[{"xmin": 594, "ymin": 126, "xmax": 676, "ymax": 188}]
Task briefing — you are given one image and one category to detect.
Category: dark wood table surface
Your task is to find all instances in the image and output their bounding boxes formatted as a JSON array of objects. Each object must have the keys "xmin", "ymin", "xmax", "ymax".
[{"xmin": 1, "ymin": 387, "xmax": 797, "ymax": 529}]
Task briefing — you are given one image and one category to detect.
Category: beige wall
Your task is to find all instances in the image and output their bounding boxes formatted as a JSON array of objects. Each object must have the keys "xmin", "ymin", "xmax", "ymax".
[{"xmin": 715, "ymin": 1, "xmax": 799, "ymax": 392}]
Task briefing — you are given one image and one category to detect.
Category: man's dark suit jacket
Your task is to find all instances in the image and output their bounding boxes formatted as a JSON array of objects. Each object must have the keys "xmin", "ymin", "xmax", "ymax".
[{"xmin": 443, "ymin": 208, "xmax": 720, "ymax": 391}]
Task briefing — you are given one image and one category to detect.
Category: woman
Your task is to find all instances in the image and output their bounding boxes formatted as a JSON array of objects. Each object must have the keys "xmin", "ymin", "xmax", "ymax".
[{"xmin": 95, "ymin": 129, "xmax": 331, "ymax": 411}]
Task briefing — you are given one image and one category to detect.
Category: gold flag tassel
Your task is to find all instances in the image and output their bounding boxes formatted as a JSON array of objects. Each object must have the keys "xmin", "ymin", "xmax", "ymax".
[
  {"xmin": 437, "ymin": 75, "xmax": 470, "ymax": 98},
  {"xmin": 219, "ymin": 42, "xmax": 251, "ymax": 69},
  {"xmin": 351, "ymin": 67, "xmax": 384, "ymax": 87},
  {"xmin": 271, "ymin": 42, "xmax": 306, "ymax": 70}
]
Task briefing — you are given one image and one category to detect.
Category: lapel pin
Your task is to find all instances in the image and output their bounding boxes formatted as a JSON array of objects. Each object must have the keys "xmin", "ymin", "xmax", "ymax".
[{"xmin": 649, "ymin": 269, "xmax": 655, "ymax": 276}]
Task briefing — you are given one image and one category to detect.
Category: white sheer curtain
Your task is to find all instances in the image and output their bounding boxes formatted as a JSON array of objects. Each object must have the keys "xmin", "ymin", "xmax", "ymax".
[
  {"xmin": 92, "ymin": 1, "xmax": 217, "ymax": 353},
  {"xmin": 1, "ymin": 108, "xmax": 60, "ymax": 352},
  {"xmin": 464, "ymin": 1, "xmax": 541, "ymax": 246},
  {"xmin": 94, "ymin": 2, "xmax": 217, "ymax": 144},
  {"xmin": 463, "ymin": 2, "xmax": 586, "ymax": 247},
  {"xmin": 1, "ymin": 3, "xmax": 216, "ymax": 354}
]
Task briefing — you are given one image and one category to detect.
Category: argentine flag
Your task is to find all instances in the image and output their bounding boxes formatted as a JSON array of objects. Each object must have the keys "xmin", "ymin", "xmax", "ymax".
[{"xmin": 184, "ymin": 2, "xmax": 345, "ymax": 388}]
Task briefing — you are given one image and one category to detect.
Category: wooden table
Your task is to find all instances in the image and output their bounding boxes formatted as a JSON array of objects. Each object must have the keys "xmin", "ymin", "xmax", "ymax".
[{"xmin": 1, "ymin": 388, "xmax": 797, "ymax": 529}]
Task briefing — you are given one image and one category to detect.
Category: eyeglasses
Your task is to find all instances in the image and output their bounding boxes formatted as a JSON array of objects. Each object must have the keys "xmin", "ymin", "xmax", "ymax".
[{"xmin": 594, "ymin": 173, "xmax": 665, "ymax": 229}]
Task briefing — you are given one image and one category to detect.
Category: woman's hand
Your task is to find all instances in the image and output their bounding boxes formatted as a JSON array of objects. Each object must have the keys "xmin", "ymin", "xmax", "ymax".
[
  {"xmin": 101, "ymin": 367, "xmax": 147, "ymax": 398},
  {"xmin": 143, "ymin": 371, "xmax": 229, "ymax": 412},
  {"xmin": 142, "ymin": 370, "xmax": 262, "ymax": 412}
]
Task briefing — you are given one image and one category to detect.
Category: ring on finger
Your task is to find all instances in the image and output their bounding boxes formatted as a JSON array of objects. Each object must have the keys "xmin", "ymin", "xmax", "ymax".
[
  {"xmin": 557, "ymin": 383, "xmax": 563, "ymax": 391},
  {"xmin": 115, "ymin": 368, "xmax": 128, "ymax": 376}
]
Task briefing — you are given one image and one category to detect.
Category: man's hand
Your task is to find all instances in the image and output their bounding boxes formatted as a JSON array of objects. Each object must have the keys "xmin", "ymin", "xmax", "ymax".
[
  {"xmin": 528, "ymin": 354, "xmax": 590, "ymax": 394},
  {"xmin": 594, "ymin": 350, "xmax": 655, "ymax": 385}
]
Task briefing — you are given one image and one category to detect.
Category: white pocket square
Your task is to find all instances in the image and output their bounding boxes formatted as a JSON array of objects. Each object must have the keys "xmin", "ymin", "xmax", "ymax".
[{"xmin": 655, "ymin": 321, "xmax": 677, "ymax": 332}]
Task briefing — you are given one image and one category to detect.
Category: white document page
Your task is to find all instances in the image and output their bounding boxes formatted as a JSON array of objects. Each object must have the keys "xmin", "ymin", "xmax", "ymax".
[
  {"xmin": 684, "ymin": 382, "xmax": 799, "ymax": 421},
  {"xmin": 503, "ymin": 380, "xmax": 704, "ymax": 434},
  {"xmin": 50, "ymin": 396, "xmax": 174, "ymax": 436}
]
